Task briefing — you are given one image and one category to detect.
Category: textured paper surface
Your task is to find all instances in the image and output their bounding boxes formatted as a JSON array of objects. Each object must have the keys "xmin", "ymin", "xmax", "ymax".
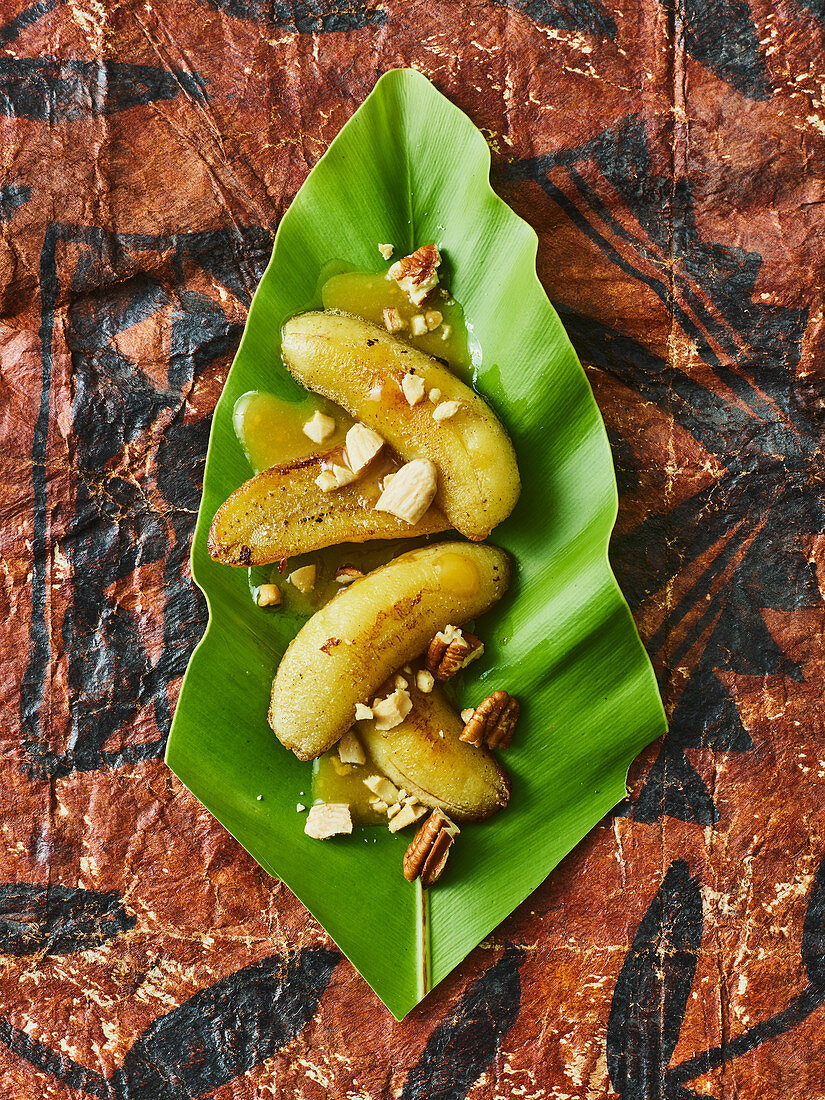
[{"xmin": 2, "ymin": 0, "xmax": 824, "ymax": 1096}]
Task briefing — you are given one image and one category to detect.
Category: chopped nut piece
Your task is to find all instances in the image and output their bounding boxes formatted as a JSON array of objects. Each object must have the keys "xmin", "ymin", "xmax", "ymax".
[
  {"xmin": 433, "ymin": 399, "xmax": 463, "ymax": 422},
  {"xmin": 364, "ymin": 774, "xmax": 401, "ymax": 804},
  {"xmin": 332, "ymin": 756, "xmax": 351, "ymax": 776},
  {"xmin": 424, "ymin": 309, "xmax": 443, "ymax": 331},
  {"xmin": 304, "ymin": 803, "xmax": 353, "ymax": 839},
  {"xmin": 388, "ymin": 244, "xmax": 441, "ymax": 306},
  {"xmin": 402, "ymin": 664, "xmax": 413, "ymax": 674},
  {"xmin": 389, "ymin": 802, "xmax": 426, "ymax": 832},
  {"xmin": 461, "ymin": 707, "xmax": 475, "ymax": 723},
  {"xmin": 337, "ymin": 729, "xmax": 366, "ymax": 766},
  {"xmin": 296, "ymin": 803, "xmax": 306, "ymax": 812},
  {"xmin": 335, "ymin": 566, "xmax": 364, "ymax": 585},
  {"xmin": 345, "ymin": 422, "xmax": 384, "ymax": 473},
  {"xmin": 416, "ymin": 669, "xmax": 435, "ymax": 694},
  {"xmin": 460, "ymin": 690, "xmax": 520, "ymax": 749},
  {"xmin": 378, "ymin": 242, "xmax": 394, "ymax": 260},
  {"xmin": 401, "ymin": 372, "xmax": 426, "ymax": 406},
  {"xmin": 426, "ymin": 626, "xmax": 484, "ymax": 681},
  {"xmin": 410, "ymin": 314, "xmax": 428, "ymax": 336},
  {"xmin": 332, "ymin": 464, "xmax": 357, "ymax": 487},
  {"xmin": 369, "ymin": 797, "xmax": 389, "ymax": 814},
  {"xmin": 354, "ymin": 702, "xmax": 374, "ymax": 721},
  {"xmin": 288, "ymin": 564, "xmax": 316, "ymax": 593},
  {"xmin": 383, "ymin": 306, "xmax": 405, "ymax": 333},
  {"xmin": 315, "ymin": 470, "xmax": 338, "ymax": 493},
  {"xmin": 380, "ymin": 472, "xmax": 395, "ymax": 492},
  {"xmin": 303, "ymin": 410, "xmax": 336, "ymax": 443},
  {"xmin": 371, "ymin": 686, "xmax": 413, "ymax": 730},
  {"xmin": 402, "ymin": 809, "xmax": 460, "ymax": 886},
  {"xmin": 428, "ymin": 387, "xmax": 442, "ymax": 402},
  {"xmin": 257, "ymin": 583, "xmax": 281, "ymax": 607},
  {"xmin": 394, "ymin": 674, "xmax": 408, "ymax": 690},
  {"xmin": 375, "ymin": 458, "xmax": 437, "ymax": 525},
  {"xmin": 441, "ymin": 324, "xmax": 452, "ymax": 340}
]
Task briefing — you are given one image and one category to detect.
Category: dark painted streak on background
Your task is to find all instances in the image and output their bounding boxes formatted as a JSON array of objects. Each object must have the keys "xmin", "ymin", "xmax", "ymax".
[
  {"xmin": 0, "ymin": 883, "xmax": 135, "ymax": 957},
  {"xmin": 204, "ymin": 0, "xmax": 387, "ymax": 32},
  {"xmin": 494, "ymin": 0, "xmax": 617, "ymax": 40},
  {"xmin": 402, "ymin": 944, "xmax": 525, "ymax": 1100}
]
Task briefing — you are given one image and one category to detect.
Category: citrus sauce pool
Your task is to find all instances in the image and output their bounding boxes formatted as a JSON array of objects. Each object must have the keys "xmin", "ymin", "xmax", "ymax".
[{"xmin": 311, "ymin": 750, "xmax": 386, "ymax": 824}]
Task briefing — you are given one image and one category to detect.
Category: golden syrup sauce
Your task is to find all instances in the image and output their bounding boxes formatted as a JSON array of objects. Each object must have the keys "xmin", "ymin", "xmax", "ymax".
[
  {"xmin": 233, "ymin": 391, "xmax": 353, "ymax": 475},
  {"xmin": 321, "ymin": 269, "xmax": 474, "ymax": 382},
  {"xmin": 311, "ymin": 749, "xmax": 385, "ymax": 824}
]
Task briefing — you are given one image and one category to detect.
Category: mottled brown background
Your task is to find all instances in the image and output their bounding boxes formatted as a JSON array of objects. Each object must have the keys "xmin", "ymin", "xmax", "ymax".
[{"xmin": 1, "ymin": 0, "xmax": 825, "ymax": 1097}]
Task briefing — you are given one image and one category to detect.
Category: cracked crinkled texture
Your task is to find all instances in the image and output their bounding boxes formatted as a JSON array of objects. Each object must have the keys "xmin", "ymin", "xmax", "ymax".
[{"xmin": 1, "ymin": 0, "xmax": 825, "ymax": 1095}]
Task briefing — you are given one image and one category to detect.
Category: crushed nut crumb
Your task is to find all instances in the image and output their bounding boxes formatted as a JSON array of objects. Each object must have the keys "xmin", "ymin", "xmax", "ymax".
[
  {"xmin": 433, "ymin": 400, "xmax": 463, "ymax": 422},
  {"xmin": 388, "ymin": 244, "xmax": 441, "ymax": 306},
  {"xmin": 257, "ymin": 583, "xmax": 281, "ymax": 607},
  {"xmin": 304, "ymin": 803, "xmax": 352, "ymax": 839},
  {"xmin": 296, "ymin": 803, "xmax": 306, "ymax": 812},
  {"xmin": 461, "ymin": 707, "xmax": 475, "ymax": 723},
  {"xmin": 345, "ymin": 423, "xmax": 384, "ymax": 473},
  {"xmin": 303, "ymin": 410, "xmax": 335, "ymax": 443},
  {"xmin": 378, "ymin": 242, "xmax": 394, "ymax": 260},
  {"xmin": 364, "ymin": 774, "xmax": 401, "ymax": 804},
  {"xmin": 383, "ymin": 306, "xmax": 405, "ymax": 333},
  {"xmin": 401, "ymin": 372, "xmax": 426, "ymax": 406},
  {"xmin": 288, "ymin": 564, "xmax": 316, "ymax": 593},
  {"xmin": 371, "ymin": 686, "xmax": 413, "ymax": 730},
  {"xmin": 428, "ymin": 387, "xmax": 442, "ymax": 402},
  {"xmin": 410, "ymin": 314, "xmax": 428, "ymax": 336},
  {"xmin": 441, "ymin": 324, "xmax": 452, "ymax": 340},
  {"xmin": 334, "ymin": 566, "xmax": 364, "ymax": 585},
  {"xmin": 354, "ymin": 702, "xmax": 374, "ymax": 721},
  {"xmin": 424, "ymin": 309, "xmax": 442, "ymax": 331},
  {"xmin": 416, "ymin": 669, "xmax": 435, "ymax": 693},
  {"xmin": 338, "ymin": 729, "xmax": 366, "ymax": 766},
  {"xmin": 375, "ymin": 459, "xmax": 437, "ymax": 525}
]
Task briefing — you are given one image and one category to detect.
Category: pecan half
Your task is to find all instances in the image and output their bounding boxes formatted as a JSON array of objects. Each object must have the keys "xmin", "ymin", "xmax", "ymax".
[
  {"xmin": 459, "ymin": 690, "xmax": 520, "ymax": 749},
  {"xmin": 402, "ymin": 809, "xmax": 460, "ymax": 888},
  {"xmin": 425, "ymin": 626, "xmax": 484, "ymax": 681}
]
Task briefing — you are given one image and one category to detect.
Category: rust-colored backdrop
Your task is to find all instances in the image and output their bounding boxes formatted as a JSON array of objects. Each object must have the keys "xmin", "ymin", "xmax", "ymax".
[{"xmin": 2, "ymin": 1, "xmax": 824, "ymax": 1096}]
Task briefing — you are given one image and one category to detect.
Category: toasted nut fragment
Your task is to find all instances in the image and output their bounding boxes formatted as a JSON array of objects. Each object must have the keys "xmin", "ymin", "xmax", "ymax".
[
  {"xmin": 402, "ymin": 809, "xmax": 459, "ymax": 886},
  {"xmin": 364, "ymin": 774, "xmax": 401, "ymax": 804},
  {"xmin": 369, "ymin": 797, "xmax": 389, "ymax": 813},
  {"xmin": 354, "ymin": 702, "xmax": 374, "ymax": 721},
  {"xmin": 257, "ymin": 583, "xmax": 281, "ymax": 607},
  {"xmin": 424, "ymin": 310, "xmax": 443, "ymax": 331},
  {"xmin": 401, "ymin": 372, "xmax": 426, "ymax": 406},
  {"xmin": 380, "ymin": 472, "xmax": 395, "ymax": 492},
  {"xmin": 304, "ymin": 803, "xmax": 352, "ymax": 839},
  {"xmin": 337, "ymin": 729, "xmax": 366, "ymax": 766},
  {"xmin": 383, "ymin": 306, "xmax": 405, "ymax": 333},
  {"xmin": 345, "ymin": 423, "xmax": 384, "ymax": 473},
  {"xmin": 388, "ymin": 244, "xmax": 441, "ymax": 306},
  {"xmin": 314, "ymin": 470, "xmax": 338, "ymax": 493},
  {"xmin": 426, "ymin": 626, "xmax": 484, "ymax": 681},
  {"xmin": 303, "ymin": 410, "xmax": 336, "ymax": 443},
  {"xmin": 428, "ymin": 387, "xmax": 442, "ymax": 402},
  {"xmin": 371, "ymin": 686, "xmax": 413, "ymax": 730},
  {"xmin": 441, "ymin": 325, "xmax": 452, "ymax": 340},
  {"xmin": 378, "ymin": 242, "xmax": 394, "ymax": 260},
  {"xmin": 332, "ymin": 464, "xmax": 357, "ymax": 486},
  {"xmin": 296, "ymin": 803, "xmax": 306, "ymax": 812},
  {"xmin": 375, "ymin": 459, "xmax": 437, "ymax": 525},
  {"xmin": 460, "ymin": 690, "xmax": 520, "ymax": 749},
  {"xmin": 410, "ymin": 314, "xmax": 428, "ymax": 336},
  {"xmin": 331, "ymin": 756, "xmax": 351, "ymax": 775},
  {"xmin": 335, "ymin": 566, "xmax": 364, "ymax": 586},
  {"xmin": 432, "ymin": 400, "xmax": 463, "ymax": 422},
  {"xmin": 288, "ymin": 564, "xmax": 316, "ymax": 593},
  {"xmin": 416, "ymin": 669, "xmax": 435, "ymax": 694},
  {"xmin": 388, "ymin": 802, "xmax": 426, "ymax": 832},
  {"xmin": 461, "ymin": 707, "xmax": 475, "ymax": 723}
]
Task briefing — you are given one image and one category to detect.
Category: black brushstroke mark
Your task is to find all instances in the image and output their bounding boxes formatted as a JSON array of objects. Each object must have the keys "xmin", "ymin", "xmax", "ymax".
[
  {"xmin": 660, "ymin": 0, "xmax": 772, "ymax": 100},
  {"xmin": 631, "ymin": 743, "xmax": 719, "ymax": 826},
  {"xmin": 0, "ymin": 59, "xmax": 207, "ymax": 121},
  {"xmin": 204, "ymin": 0, "xmax": 387, "ymax": 33},
  {"xmin": 0, "ymin": 883, "xmax": 135, "ymax": 957},
  {"xmin": 493, "ymin": 0, "xmax": 617, "ymax": 40},
  {"xmin": 606, "ymin": 853, "xmax": 825, "ymax": 1095},
  {"xmin": 0, "ymin": 947, "xmax": 338, "ymax": 1097},
  {"xmin": 22, "ymin": 223, "xmax": 269, "ymax": 779},
  {"xmin": 0, "ymin": 0, "xmax": 64, "ymax": 46},
  {"xmin": 499, "ymin": 117, "xmax": 820, "ymax": 823},
  {"xmin": 0, "ymin": 1018, "xmax": 108, "ymax": 1097},
  {"xmin": 0, "ymin": 183, "xmax": 31, "ymax": 220},
  {"xmin": 607, "ymin": 860, "xmax": 703, "ymax": 1100},
  {"xmin": 401, "ymin": 944, "xmax": 525, "ymax": 1100}
]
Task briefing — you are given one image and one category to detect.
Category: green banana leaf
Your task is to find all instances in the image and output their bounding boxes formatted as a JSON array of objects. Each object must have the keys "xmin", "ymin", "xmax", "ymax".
[{"xmin": 166, "ymin": 68, "xmax": 667, "ymax": 1020}]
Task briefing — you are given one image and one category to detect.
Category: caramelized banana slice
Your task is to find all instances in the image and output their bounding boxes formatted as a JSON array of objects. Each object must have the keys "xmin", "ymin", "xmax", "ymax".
[
  {"xmin": 281, "ymin": 312, "xmax": 520, "ymax": 541},
  {"xmin": 359, "ymin": 684, "xmax": 509, "ymax": 822},
  {"xmin": 208, "ymin": 448, "xmax": 448, "ymax": 566},
  {"xmin": 268, "ymin": 542, "xmax": 511, "ymax": 760}
]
